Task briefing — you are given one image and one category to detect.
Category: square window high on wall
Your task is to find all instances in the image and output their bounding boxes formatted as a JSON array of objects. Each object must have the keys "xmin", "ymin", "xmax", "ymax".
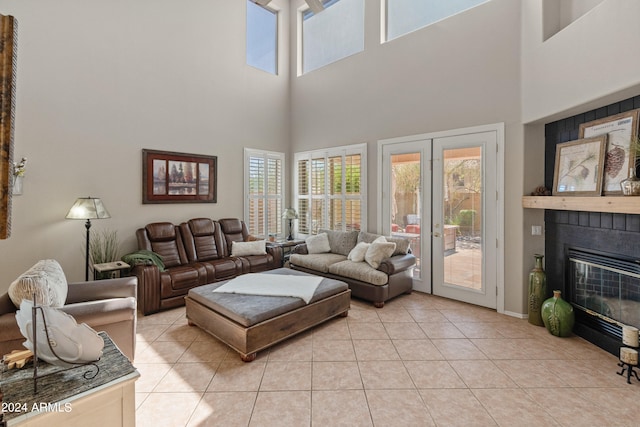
[
  {"xmin": 384, "ymin": 0, "xmax": 488, "ymax": 42},
  {"xmin": 301, "ymin": 0, "xmax": 364, "ymax": 74},
  {"xmin": 247, "ymin": 0, "xmax": 278, "ymax": 74}
]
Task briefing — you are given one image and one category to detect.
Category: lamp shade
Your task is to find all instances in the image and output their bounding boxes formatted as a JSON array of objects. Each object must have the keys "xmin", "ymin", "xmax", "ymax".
[
  {"xmin": 65, "ymin": 197, "xmax": 111, "ymax": 220},
  {"xmin": 282, "ymin": 208, "xmax": 298, "ymax": 220}
]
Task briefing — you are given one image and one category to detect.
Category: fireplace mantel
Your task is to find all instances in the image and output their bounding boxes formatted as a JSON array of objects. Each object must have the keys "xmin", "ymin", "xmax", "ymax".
[{"xmin": 522, "ymin": 196, "xmax": 640, "ymax": 215}]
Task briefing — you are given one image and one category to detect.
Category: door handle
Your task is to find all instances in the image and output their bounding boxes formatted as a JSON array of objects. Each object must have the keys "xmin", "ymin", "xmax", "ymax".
[{"xmin": 433, "ymin": 232, "xmax": 441, "ymax": 238}]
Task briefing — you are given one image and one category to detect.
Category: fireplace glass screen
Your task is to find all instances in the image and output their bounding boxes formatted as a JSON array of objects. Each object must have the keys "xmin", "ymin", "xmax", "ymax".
[{"xmin": 570, "ymin": 253, "xmax": 640, "ymax": 330}]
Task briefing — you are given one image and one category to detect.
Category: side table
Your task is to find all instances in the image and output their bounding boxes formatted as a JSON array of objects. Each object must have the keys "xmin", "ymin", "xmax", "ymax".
[
  {"xmin": 267, "ymin": 240, "xmax": 305, "ymax": 267},
  {"xmin": 93, "ymin": 261, "xmax": 130, "ymax": 280}
]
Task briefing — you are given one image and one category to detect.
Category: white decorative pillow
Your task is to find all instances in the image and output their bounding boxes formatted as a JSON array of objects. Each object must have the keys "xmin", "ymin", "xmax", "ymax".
[
  {"xmin": 306, "ymin": 233, "xmax": 331, "ymax": 254},
  {"xmin": 348, "ymin": 242, "xmax": 370, "ymax": 262},
  {"xmin": 231, "ymin": 240, "xmax": 267, "ymax": 256},
  {"xmin": 8, "ymin": 259, "xmax": 68, "ymax": 308},
  {"xmin": 373, "ymin": 235, "xmax": 387, "ymax": 243},
  {"xmin": 365, "ymin": 242, "xmax": 397, "ymax": 269}
]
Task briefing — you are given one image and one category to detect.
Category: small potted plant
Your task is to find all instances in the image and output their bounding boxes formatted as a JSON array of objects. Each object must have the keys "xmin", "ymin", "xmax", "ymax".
[{"xmin": 12, "ymin": 157, "xmax": 27, "ymax": 195}]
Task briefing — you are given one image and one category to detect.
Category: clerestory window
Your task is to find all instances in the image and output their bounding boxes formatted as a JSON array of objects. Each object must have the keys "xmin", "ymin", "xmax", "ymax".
[
  {"xmin": 385, "ymin": 0, "xmax": 489, "ymax": 42},
  {"xmin": 246, "ymin": 0, "xmax": 278, "ymax": 74},
  {"xmin": 301, "ymin": 0, "xmax": 365, "ymax": 74}
]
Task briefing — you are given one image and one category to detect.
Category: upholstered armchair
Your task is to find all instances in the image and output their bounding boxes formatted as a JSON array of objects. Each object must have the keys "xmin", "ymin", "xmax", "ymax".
[{"xmin": 0, "ymin": 276, "xmax": 137, "ymax": 361}]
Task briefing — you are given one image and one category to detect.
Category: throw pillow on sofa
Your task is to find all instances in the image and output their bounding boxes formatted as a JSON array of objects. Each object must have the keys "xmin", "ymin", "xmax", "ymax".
[
  {"xmin": 365, "ymin": 242, "xmax": 396, "ymax": 269},
  {"xmin": 8, "ymin": 259, "xmax": 68, "ymax": 308},
  {"xmin": 318, "ymin": 229, "xmax": 359, "ymax": 256},
  {"xmin": 306, "ymin": 233, "xmax": 331, "ymax": 254},
  {"xmin": 348, "ymin": 242, "xmax": 370, "ymax": 262},
  {"xmin": 231, "ymin": 240, "xmax": 267, "ymax": 256},
  {"xmin": 358, "ymin": 231, "xmax": 410, "ymax": 256}
]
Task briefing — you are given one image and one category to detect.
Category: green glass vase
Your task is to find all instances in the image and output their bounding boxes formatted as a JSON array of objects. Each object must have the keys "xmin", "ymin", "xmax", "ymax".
[
  {"xmin": 528, "ymin": 254, "xmax": 547, "ymax": 326},
  {"xmin": 541, "ymin": 290, "xmax": 575, "ymax": 337}
]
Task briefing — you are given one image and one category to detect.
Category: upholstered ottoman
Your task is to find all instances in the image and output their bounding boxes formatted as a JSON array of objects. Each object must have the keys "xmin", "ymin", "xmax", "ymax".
[{"xmin": 185, "ymin": 268, "xmax": 350, "ymax": 361}]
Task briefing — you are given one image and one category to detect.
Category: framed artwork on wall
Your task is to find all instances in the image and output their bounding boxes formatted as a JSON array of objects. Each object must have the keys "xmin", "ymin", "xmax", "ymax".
[
  {"xmin": 0, "ymin": 14, "xmax": 17, "ymax": 239},
  {"xmin": 552, "ymin": 136, "xmax": 607, "ymax": 196},
  {"xmin": 142, "ymin": 149, "xmax": 217, "ymax": 204},
  {"xmin": 579, "ymin": 109, "xmax": 640, "ymax": 195}
]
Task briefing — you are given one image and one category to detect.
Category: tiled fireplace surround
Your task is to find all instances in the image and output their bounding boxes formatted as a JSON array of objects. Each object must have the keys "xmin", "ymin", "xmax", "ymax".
[{"xmin": 544, "ymin": 94, "xmax": 640, "ymax": 355}]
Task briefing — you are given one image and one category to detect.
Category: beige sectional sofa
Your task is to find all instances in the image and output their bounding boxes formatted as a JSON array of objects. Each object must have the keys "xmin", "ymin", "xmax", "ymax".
[{"xmin": 289, "ymin": 229, "xmax": 416, "ymax": 307}]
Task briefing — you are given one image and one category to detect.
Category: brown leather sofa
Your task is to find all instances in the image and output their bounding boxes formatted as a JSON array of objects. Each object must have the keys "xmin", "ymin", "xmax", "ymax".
[
  {"xmin": 133, "ymin": 218, "xmax": 282, "ymax": 315},
  {"xmin": 0, "ymin": 276, "xmax": 137, "ymax": 361}
]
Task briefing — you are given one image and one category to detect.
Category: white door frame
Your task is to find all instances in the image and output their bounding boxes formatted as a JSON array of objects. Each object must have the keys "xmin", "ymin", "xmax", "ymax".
[{"xmin": 377, "ymin": 123, "xmax": 505, "ymax": 314}]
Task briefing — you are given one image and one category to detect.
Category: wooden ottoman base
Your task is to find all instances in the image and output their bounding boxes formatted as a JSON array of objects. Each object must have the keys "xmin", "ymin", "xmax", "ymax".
[{"xmin": 185, "ymin": 287, "xmax": 350, "ymax": 362}]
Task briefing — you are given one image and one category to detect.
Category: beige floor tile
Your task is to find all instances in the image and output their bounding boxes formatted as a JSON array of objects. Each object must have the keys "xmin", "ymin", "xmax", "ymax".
[
  {"xmin": 454, "ymin": 322, "xmax": 506, "ymax": 338},
  {"xmin": 347, "ymin": 307, "xmax": 382, "ymax": 323},
  {"xmin": 135, "ymin": 392, "xmax": 202, "ymax": 427},
  {"xmin": 366, "ymin": 389, "xmax": 435, "ymax": 426},
  {"xmin": 404, "ymin": 360, "xmax": 466, "ymax": 389},
  {"xmin": 154, "ymin": 361, "xmax": 218, "ymax": 392},
  {"xmin": 471, "ymin": 338, "xmax": 531, "ymax": 359},
  {"xmin": 135, "ymin": 392, "xmax": 149, "ymax": 410},
  {"xmin": 393, "ymin": 339, "xmax": 445, "ymax": 361},
  {"xmin": 376, "ymin": 306, "xmax": 415, "ymax": 322},
  {"xmin": 358, "ymin": 360, "xmax": 415, "ymax": 389},
  {"xmin": 449, "ymin": 360, "xmax": 517, "ymax": 388},
  {"xmin": 133, "ymin": 291, "xmax": 630, "ymax": 427},
  {"xmin": 312, "ymin": 317, "xmax": 351, "ymax": 340},
  {"xmin": 135, "ymin": 340, "xmax": 191, "ymax": 364},
  {"xmin": 136, "ymin": 323, "xmax": 171, "ymax": 344},
  {"xmin": 472, "ymin": 388, "xmax": 560, "ymax": 426},
  {"xmin": 312, "ymin": 339, "xmax": 356, "ymax": 361},
  {"xmin": 207, "ymin": 361, "xmax": 267, "ymax": 392},
  {"xmin": 420, "ymin": 388, "xmax": 497, "ymax": 426},
  {"xmin": 348, "ymin": 322, "xmax": 390, "ymax": 339},
  {"xmin": 577, "ymin": 387, "xmax": 640, "ymax": 425},
  {"xmin": 353, "ymin": 339, "xmax": 400, "ymax": 361},
  {"xmin": 178, "ymin": 339, "xmax": 232, "ymax": 363},
  {"xmin": 406, "ymin": 308, "xmax": 450, "ymax": 323},
  {"xmin": 525, "ymin": 388, "xmax": 616, "ymax": 426},
  {"xmin": 311, "ymin": 390, "xmax": 373, "ymax": 426},
  {"xmin": 187, "ymin": 391, "xmax": 256, "ymax": 427},
  {"xmin": 493, "ymin": 359, "xmax": 571, "ymax": 388},
  {"xmin": 249, "ymin": 391, "xmax": 310, "ymax": 426},
  {"xmin": 431, "ymin": 338, "xmax": 487, "ymax": 360},
  {"xmin": 267, "ymin": 334, "xmax": 313, "ymax": 361},
  {"xmin": 419, "ymin": 322, "xmax": 465, "ymax": 339},
  {"xmin": 383, "ymin": 322, "xmax": 427, "ymax": 339},
  {"xmin": 548, "ymin": 359, "xmax": 627, "ymax": 388},
  {"xmin": 260, "ymin": 361, "xmax": 311, "ymax": 391},
  {"xmin": 134, "ymin": 363, "xmax": 173, "ymax": 392},
  {"xmin": 312, "ymin": 361, "xmax": 363, "ymax": 390}
]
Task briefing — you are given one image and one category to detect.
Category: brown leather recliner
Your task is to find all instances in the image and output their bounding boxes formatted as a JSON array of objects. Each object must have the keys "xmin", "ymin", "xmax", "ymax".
[
  {"xmin": 0, "ymin": 276, "xmax": 137, "ymax": 361},
  {"xmin": 133, "ymin": 218, "xmax": 281, "ymax": 315},
  {"xmin": 135, "ymin": 222, "xmax": 209, "ymax": 315},
  {"xmin": 219, "ymin": 218, "xmax": 279, "ymax": 273}
]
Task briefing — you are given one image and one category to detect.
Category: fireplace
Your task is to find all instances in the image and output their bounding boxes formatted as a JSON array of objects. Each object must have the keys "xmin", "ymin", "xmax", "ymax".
[
  {"xmin": 544, "ymin": 94, "xmax": 640, "ymax": 355},
  {"xmin": 567, "ymin": 248, "xmax": 640, "ymax": 351}
]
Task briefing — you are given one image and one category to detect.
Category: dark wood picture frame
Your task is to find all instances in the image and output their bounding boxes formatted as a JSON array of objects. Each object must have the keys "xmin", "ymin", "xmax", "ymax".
[
  {"xmin": 579, "ymin": 109, "xmax": 640, "ymax": 195},
  {"xmin": 142, "ymin": 149, "xmax": 217, "ymax": 204}
]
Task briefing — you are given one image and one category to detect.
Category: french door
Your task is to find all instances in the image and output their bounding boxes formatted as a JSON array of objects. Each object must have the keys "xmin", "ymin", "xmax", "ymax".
[
  {"xmin": 380, "ymin": 127, "xmax": 501, "ymax": 310},
  {"xmin": 381, "ymin": 140, "xmax": 430, "ymax": 293}
]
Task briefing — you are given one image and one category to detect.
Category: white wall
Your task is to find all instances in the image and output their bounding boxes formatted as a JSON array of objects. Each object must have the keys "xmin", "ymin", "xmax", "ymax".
[
  {"xmin": 289, "ymin": 0, "xmax": 526, "ymax": 313},
  {"xmin": 523, "ymin": 0, "xmax": 640, "ymax": 124},
  {"xmin": 0, "ymin": 0, "xmax": 290, "ymax": 288}
]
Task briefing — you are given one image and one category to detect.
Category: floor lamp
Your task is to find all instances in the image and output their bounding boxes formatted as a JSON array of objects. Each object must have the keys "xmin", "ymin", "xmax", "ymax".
[{"xmin": 66, "ymin": 197, "xmax": 111, "ymax": 281}]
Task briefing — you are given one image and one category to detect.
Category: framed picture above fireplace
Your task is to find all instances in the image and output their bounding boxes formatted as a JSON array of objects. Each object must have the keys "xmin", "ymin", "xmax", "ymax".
[
  {"xmin": 579, "ymin": 109, "xmax": 640, "ymax": 195},
  {"xmin": 142, "ymin": 149, "xmax": 217, "ymax": 204},
  {"xmin": 552, "ymin": 136, "xmax": 607, "ymax": 196}
]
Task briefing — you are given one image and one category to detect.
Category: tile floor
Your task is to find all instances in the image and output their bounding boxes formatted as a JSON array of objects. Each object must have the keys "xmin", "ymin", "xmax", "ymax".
[{"xmin": 134, "ymin": 292, "xmax": 640, "ymax": 427}]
